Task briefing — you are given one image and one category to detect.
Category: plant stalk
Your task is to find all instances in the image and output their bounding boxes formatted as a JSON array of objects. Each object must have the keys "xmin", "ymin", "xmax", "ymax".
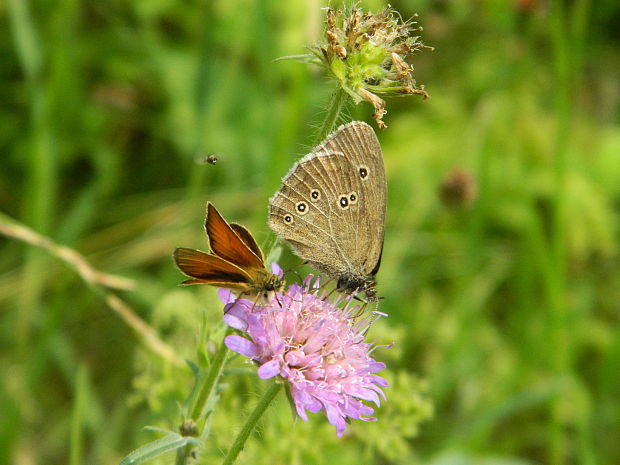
[
  {"xmin": 176, "ymin": 328, "xmax": 232, "ymax": 465},
  {"xmin": 315, "ymin": 87, "xmax": 347, "ymax": 144},
  {"xmin": 221, "ymin": 382, "xmax": 282, "ymax": 465},
  {"xmin": 190, "ymin": 328, "xmax": 232, "ymax": 421}
]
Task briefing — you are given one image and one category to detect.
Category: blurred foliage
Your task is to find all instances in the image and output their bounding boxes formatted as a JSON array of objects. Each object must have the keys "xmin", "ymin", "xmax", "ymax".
[{"xmin": 1, "ymin": 0, "xmax": 620, "ymax": 464}]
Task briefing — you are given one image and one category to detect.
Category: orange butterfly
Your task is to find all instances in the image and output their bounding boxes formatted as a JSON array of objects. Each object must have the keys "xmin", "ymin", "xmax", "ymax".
[{"xmin": 174, "ymin": 203, "xmax": 284, "ymax": 299}]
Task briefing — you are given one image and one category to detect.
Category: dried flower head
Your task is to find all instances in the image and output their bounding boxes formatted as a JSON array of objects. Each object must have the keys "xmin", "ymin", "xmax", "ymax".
[
  {"xmin": 293, "ymin": 5, "xmax": 431, "ymax": 129},
  {"xmin": 221, "ymin": 278, "xmax": 388, "ymax": 437}
]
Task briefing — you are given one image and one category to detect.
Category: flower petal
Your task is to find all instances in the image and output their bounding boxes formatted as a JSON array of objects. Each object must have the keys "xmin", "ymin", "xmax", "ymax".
[
  {"xmin": 223, "ymin": 306, "xmax": 248, "ymax": 330},
  {"xmin": 218, "ymin": 288, "xmax": 236, "ymax": 304},
  {"xmin": 323, "ymin": 401, "xmax": 346, "ymax": 437},
  {"xmin": 224, "ymin": 335, "xmax": 257, "ymax": 359},
  {"xmin": 368, "ymin": 361, "xmax": 386, "ymax": 373},
  {"xmin": 350, "ymin": 387, "xmax": 381, "ymax": 406},
  {"xmin": 257, "ymin": 359, "xmax": 281, "ymax": 379},
  {"xmin": 270, "ymin": 262, "xmax": 284, "ymax": 277},
  {"xmin": 369, "ymin": 374, "xmax": 389, "ymax": 387}
]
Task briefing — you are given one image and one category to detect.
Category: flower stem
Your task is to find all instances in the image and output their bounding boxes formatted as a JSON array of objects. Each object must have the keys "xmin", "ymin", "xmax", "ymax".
[
  {"xmin": 176, "ymin": 327, "xmax": 232, "ymax": 465},
  {"xmin": 314, "ymin": 87, "xmax": 347, "ymax": 145},
  {"xmin": 221, "ymin": 381, "xmax": 282, "ymax": 465},
  {"xmin": 190, "ymin": 328, "xmax": 232, "ymax": 421},
  {"xmin": 174, "ymin": 444, "xmax": 192, "ymax": 465}
]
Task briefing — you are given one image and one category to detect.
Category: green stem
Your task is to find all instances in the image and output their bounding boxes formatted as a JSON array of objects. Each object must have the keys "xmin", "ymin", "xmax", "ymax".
[
  {"xmin": 176, "ymin": 327, "xmax": 232, "ymax": 465},
  {"xmin": 221, "ymin": 382, "xmax": 282, "ymax": 465},
  {"xmin": 175, "ymin": 444, "xmax": 192, "ymax": 465},
  {"xmin": 314, "ymin": 87, "xmax": 347, "ymax": 145},
  {"xmin": 9, "ymin": 0, "xmax": 56, "ymax": 349},
  {"xmin": 549, "ymin": 0, "xmax": 577, "ymax": 463},
  {"xmin": 191, "ymin": 328, "xmax": 232, "ymax": 421}
]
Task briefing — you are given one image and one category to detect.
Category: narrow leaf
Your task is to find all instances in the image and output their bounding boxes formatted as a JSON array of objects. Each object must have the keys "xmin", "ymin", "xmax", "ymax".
[{"xmin": 118, "ymin": 433, "xmax": 199, "ymax": 465}]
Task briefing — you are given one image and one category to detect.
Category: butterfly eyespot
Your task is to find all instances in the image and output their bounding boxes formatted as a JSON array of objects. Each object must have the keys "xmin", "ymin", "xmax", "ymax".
[
  {"xmin": 296, "ymin": 201, "xmax": 308, "ymax": 215},
  {"xmin": 284, "ymin": 214, "xmax": 294, "ymax": 224},
  {"xmin": 358, "ymin": 165, "xmax": 369, "ymax": 180},
  {"xmin": 338, "ymin": 195, "xmax": 349, "ymax": 209},
  {"xmin": 349, "ymin": 192, "xmax": 358, "ymax": 204},
  {"xmin": 310, "ymin": 189, "xmax": 321, "ymax": 201}
]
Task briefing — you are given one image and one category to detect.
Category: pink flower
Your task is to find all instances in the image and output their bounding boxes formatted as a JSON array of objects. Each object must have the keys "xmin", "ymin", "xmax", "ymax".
[{"xmin": 220, "ymin": 277, "xmax": 388, "ymax": 437}]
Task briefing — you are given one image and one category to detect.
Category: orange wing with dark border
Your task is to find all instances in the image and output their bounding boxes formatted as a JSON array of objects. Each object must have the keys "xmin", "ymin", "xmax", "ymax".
[
  {"xmin": 204, "ymin": 203, "xmax": 264, "ymax": 269},
  {"xmin": 173, "ymin": 247, "xmax": 251, "ymax": 290}
]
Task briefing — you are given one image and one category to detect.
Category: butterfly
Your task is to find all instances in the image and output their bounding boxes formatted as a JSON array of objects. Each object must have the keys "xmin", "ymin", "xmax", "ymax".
[
  {"xmin": 174, "ymin": 203, "xmax": 284, "ymax": 300},
  {"xmin": 268, "ymin": 121, "xmax": 386, "ymax": 300}
]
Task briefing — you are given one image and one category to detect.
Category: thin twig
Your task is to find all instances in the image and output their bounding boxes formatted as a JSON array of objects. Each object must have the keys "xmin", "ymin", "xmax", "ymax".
[
  {"xmin": 0, "ymin": 212, "xmax": 185, "ymax": 367},
  {"xmin": 0, "ymin": 215, "xmax": 134, "ymax": 291},
  {"xmin": 102, "ymin": 293, "xmax": 184, "ymax": 367}
]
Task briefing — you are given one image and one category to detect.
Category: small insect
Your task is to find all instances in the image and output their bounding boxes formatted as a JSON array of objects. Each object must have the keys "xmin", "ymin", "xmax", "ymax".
[
  {"xmin": 194, "ymin": 154, "xmax": 219, "ymax": 165},
  {"xmin": 174, "ymin": 203, "xmax": 283, "ymax": 300},
  {"xmin": 203, "ymin": 154, "xmax": 218, "ymax": 164}
]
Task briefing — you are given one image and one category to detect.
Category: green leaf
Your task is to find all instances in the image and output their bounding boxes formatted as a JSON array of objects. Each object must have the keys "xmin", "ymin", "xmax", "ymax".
[
  {"xmin": 330, "ymin": 57, "xmax": 347, "ymax": 82},
  {"xmin": 117, "ymin": 432, "xmax": 200, "ymax": 465},
  {"xmin": 273, "ymin": 54, "xmax": 322, "ymax": 65},
  {"xmin": 186, "ymin": 358, "xmax": 200, "ymax": 378}
]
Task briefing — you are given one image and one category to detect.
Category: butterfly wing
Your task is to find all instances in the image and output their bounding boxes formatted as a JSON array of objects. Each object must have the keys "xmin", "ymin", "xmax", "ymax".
[
  {"xmin": 269, "ymin": 121, "xmax": 385, "ymax": 280},
  {"xmin": 173, "ymin": 247, "xmax": 252, "ymax": 291},
  {"xmin": 205, "ymin": 203, "xmax": 265, "ymax": 269},
  {"xmin": 319, "ymin": 121, "xmax": 386, "ymax": 277},
  {"xmin": 229, "ymin": 223, "xmax": 265, "ymax": 262},
  {"xmin": 269, "ymin": 152, "xmax": 353, "ymax": 278}
]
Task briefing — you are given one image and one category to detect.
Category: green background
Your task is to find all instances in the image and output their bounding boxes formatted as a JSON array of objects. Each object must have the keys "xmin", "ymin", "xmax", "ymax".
[{"xmin": 1, "ymin": 0, "xmax": 619, "ymax": 464}]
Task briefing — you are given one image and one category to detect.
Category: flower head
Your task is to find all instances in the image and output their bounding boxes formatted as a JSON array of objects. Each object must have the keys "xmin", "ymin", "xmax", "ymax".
[
  {"xmin": 291, "ymin": 5, "xmax": 431, "ymax": 129},
  {"xmin": 221, "ymin": 278, "xmax": 388, "ymax": 437}
]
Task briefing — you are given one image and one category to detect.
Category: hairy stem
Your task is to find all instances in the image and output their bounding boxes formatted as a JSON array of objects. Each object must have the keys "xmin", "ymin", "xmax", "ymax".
[
  {"xmin": 190, "ymin": 328, "xmax": 232, "ymax": 421},
  {"xmin": 314, "ymin": 87, "xmax": 347, "ymax": 145},
  {"xmin": 221, "ymin": 382, "xmax": 282, "ymax": 465},
  {"xmin": 176, "ymin": 328, "xmax": 232, "ymax": 465}
]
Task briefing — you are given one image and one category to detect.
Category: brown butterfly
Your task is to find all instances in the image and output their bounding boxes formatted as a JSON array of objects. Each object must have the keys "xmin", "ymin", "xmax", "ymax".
[{"xmin": 173, "ymin": 203, "xmax": 284, "ymax": 299}]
